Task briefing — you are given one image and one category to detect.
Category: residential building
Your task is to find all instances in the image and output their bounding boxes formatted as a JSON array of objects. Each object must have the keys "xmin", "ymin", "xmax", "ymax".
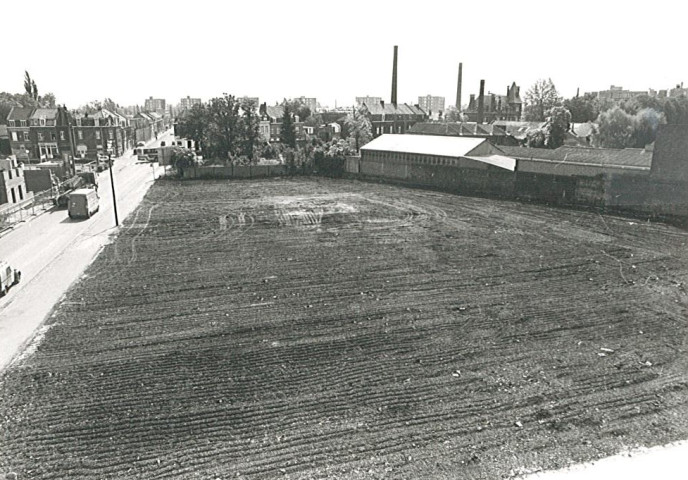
[
  {"xmin": 417, "ymin": 95, "xmax": 445, "ymax": 120},
  {"xmin": 6, "ymin": 107, "xmax": 35, "ymax": 161},
  {"xmin": 258, "ymin": 103, "xmax": 305, "ymax": 143},
  {"xmin": 668, "ymin": 83, "xmax": 688, "ymax": 98},
  {"xmin": 359, "ymin": 101, "xmax": 427, "ymax": 137},
  {"xmin": 464, "ymin": 82, "xmax": 522, "ymax": 123},
  {"xmin": 72, "ymin": 109, "xmax": 127, "ymax": 159},
  {"xmin": 0, "ymin": 157, "xmax": 30, "ymax": 206},
  {"xmin": 144, "ymin": 97, "xmax": 166, "ymax": 114},
  {"xmin": 29, "ymin": 108, "xmax": 76, "ymax": 161},
  {"xmin": 179, "ymin": 96, "xmax": 202, "ymax": 110}
]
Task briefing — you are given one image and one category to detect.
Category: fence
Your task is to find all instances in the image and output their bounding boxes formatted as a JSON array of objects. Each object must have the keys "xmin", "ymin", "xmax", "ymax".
[
  {"xmin": 0, "ymin": 188, "xmax": 55, "ymax": 233},
  {"xmin": 180, "ymin": 164, "xmax": 288, "ymax": 179}
]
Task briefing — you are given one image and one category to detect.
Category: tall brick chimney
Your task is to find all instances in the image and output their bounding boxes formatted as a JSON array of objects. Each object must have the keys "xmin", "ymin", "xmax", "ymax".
[
  {"xmin": 391, "ymin": 45, "xmax": 398, "ymax": 106},
  {"xmin": 456, "ymin": 62, "xmax": 463, "ymax": 110},
  {"xmin": 477, "ymin": 80, "xmax": 485, "ymax": 124}
]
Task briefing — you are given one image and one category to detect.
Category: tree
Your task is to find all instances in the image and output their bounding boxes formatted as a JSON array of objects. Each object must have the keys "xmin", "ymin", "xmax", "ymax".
[
  {"xmin": 631, "ymin": 108, "xmax": 664, "ymax": 148},
  {"xmin": 170, "ymin": 147, "xmax": 198, "ymax": 178},
  {"xmin": 282, "ymin": 98, "xmax": 311, "ymax": 123},
  {"xmin": 24, "ymin": 71, "xmax": 37, "ymax": 100},
  {"xmin": 526, "ymin": 128, "xmax": 546, "ymax": 148},
  {"xmin": 596, "ymin": 106, "xmax": 635, "ymax": 148},
  {"xmin": 280, "ymin": 104, "xmax": 296, "ymax": 148},
  {"xmin": 175, "ymin": 103, "xmax": 208, "ymax": 153},
  {"xmin": 239, "ymin": 98, "xmax": 261, "ymax": 160},
  {"xmin": 543, "ymin": 106, "xmax": 572, "ymax": 149},
  {"xmin": 344, "ymin": 107, "xmax": 373, "ymax": 152},
  {"xmin": 443, "ymin": 106, "xmax": 464, "ymax": 123},
  {"xmin": 663, "ymin": 96, "xmax": 688, "ymax": 124},
  {"xmin": 205, "ymin": 94, "xmax": 243, "ymax": 160},
  {"xmin": 523, "ymin": 78, "xmax": 562, "ymax": 121},
  {"xmin": 563, "ymin": 93, "xmax": 599, "ymax": 123}
]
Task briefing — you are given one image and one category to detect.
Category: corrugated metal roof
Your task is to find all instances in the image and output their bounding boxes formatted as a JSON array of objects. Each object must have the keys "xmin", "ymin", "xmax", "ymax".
[
  {"xmin": 361, "ymin": 134, "xmax": 487, "ymax": 157},
  {"xmin": 500, "ymin": 145, "xmax": 652, "ymax": 169}
]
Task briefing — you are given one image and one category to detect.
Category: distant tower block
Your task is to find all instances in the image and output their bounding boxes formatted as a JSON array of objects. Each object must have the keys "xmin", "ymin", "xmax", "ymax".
[
  {"xmin": 391, "ymin": 45, "xmax": 398, "ymax": 105},
  {"xmin": 456, "ymin": 63, "xmax": 463, "ymax": 110}
]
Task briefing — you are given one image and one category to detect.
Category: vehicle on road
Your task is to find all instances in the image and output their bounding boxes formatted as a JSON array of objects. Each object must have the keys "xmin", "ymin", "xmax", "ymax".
[
  {"xmin": 0, "ymin": 260, "xmax": 21, "ymax": 296},
  {"xmin": 136, "ymin": 141, "xmax": 146, "ymax": 147},
  {"xmin": 68, "ymin": 188, "xmax": 100, "ymax": 219}
]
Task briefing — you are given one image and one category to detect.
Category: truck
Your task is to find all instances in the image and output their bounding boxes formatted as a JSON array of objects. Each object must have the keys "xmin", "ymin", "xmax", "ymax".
[
  {"xmin": 68, "ymin": 188, "xmax": 100, "ymax": 219},
  {"xmin": 0, "ymin": 260, "xmax": 21, "ymax": 296}
]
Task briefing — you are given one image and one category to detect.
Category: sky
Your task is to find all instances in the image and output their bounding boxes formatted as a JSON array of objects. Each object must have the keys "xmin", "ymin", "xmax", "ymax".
[{"xmin": 2, "ymin": 0, "xmax": 684, "ymax": 110}]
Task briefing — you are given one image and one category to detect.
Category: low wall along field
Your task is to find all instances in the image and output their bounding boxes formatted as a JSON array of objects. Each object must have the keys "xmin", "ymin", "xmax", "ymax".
[{"xmin": 1, "ymin": 178, "xmax": 688, "ymax": 479}]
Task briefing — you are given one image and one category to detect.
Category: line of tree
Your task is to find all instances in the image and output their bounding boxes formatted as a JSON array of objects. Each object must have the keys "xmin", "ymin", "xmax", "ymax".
[
  {"xmin": 521, "ymin": 78, "xmax": 688, "ymax": 149},
  {"xmin": 175, "ymin": 94, "xmax": 262, "ymax": 163}
]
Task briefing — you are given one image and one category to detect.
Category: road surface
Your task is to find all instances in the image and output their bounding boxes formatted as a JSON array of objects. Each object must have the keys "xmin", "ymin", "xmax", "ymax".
[{"xmin": 0, "ymin": 130, "xmax": 173, "ymax": 371}]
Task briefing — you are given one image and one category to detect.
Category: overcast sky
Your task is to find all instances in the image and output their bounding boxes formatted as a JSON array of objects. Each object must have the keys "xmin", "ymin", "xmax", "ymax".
[{"xmin": 2, "ymin": 0, "xmax": 683, "ymax": 110}]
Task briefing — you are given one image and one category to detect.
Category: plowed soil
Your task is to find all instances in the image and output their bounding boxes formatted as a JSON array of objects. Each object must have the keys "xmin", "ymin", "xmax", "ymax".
[{"xmin": 1, "ymin": 177, "xmax": 688, "ymax": 479}]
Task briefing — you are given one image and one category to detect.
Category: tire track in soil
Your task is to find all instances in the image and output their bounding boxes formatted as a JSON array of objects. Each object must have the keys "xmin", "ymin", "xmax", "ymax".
[{"xmin": 2, "ymin": 178, "xmax": 688, "ymax": 479}]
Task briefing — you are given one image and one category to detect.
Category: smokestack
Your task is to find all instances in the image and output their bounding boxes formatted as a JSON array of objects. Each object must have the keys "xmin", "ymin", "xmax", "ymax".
[
  {"xmin": 391, "ymin": 45, "xmax": 398, "ymax": 106},
  {"xmin": 456, "ymin": 62, "xmax": 463, "ymax": 110},
  {"xmin": 477, "ymin": 80, "xmax": 485, "ymax": 124}
]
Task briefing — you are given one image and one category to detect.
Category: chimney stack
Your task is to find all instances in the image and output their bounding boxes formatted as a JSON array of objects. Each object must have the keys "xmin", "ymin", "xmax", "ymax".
[
  {"xmin": 456, "ymin": 62, "xmax": 463, "ymax": 110},
  {"xmin": 391, "ymin": 45, "xmax": 398, "ymax": 106},
  {"xmin": 477, "ymin": 80, "xmax": 485, "ymax": 124}
]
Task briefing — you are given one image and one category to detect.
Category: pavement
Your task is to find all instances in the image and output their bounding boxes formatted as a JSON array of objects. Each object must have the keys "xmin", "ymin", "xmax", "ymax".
[{"xmin": 0, "ymin": 130, "xmax": 173, "ymax": 372}]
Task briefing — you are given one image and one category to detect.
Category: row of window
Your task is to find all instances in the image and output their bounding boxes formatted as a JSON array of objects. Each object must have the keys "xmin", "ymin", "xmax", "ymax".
[
  {"xmin": 7, "ymin": 185, "xmax": 25, "ymax": 204},
  {"xmin": 10, "ymin": 130, "xmax": 115, "ymax": 141},
  {"xmin": 365, "ymin": 150, "xmax": 462, "ymax": 167}
]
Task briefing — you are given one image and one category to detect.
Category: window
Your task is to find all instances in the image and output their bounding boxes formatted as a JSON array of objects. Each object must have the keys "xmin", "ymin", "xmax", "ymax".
[
  {"xmin": 37, "ymin": 133, "xmax": 43, "ymax": 141},
  {"xmin": 76, "ymin": 118, "xmax": 82, "ymax": 126},
  {"xmin": 108, "ymin": 130, "xmax": 113, "ymax": 140},
  {"xmin": 20, "ymin": 120, "xmax": 26, "ymax": 127},
  {"xmin": 39, "ymin": 118, "xmax": 46, "ymax": 126},
  {"xmin": 60, "ymin": 131, "xmax": 66, "ymax": 141},
  {"xmin": 10, "ymin": 188, "xmax": 16, "ymax": 203},
  {"xmin": 23, "ymin": 132, "xmax": 29, "ymax": 141},
  {"xmin": 95, "ymin": 130, "xmax": 101, "ymax": 140},
  {"xmin": 11, "ymin": 132, "xmax": 18, "ymax": 141},
  {"xmin": 8, "ymin": 120, "xmax": 14, "ymax": 127},
  {"xmin": 78, "ymin": 130, "xmax": 83, "ymax": 140},
  {"xmin": 18, "ymin": 185, "xmax": 23, "ymax": 201},
  {"xmin": 51, "ymin": 132, "xmax": 56, "ymax": 141}
]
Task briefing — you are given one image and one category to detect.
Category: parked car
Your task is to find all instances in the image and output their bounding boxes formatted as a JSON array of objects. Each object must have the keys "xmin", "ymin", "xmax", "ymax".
[
  {"xmin": 136, "ymin": 141, "xmax": 146, "ymax": 147},
  {"xmin": 68, "ymin": 188, "xmax": 100, "ymax": 219},
  {"xmin": 0, "ymin": 260, "xmax": 21, "ymax": 296}
]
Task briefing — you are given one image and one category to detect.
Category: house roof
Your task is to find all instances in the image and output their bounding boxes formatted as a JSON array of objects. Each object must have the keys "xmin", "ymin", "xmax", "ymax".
[
  {"xmin": 408, "ymin": 122, "xmax": 508, "ymax": 137},
  {"xmin": 499, "ymin": 145, "xmax": 653, "ymax": 169},
  {"xmin": 361, "ymin": 134, "xmax": 487, "ymax": 157},
  {"xmin": 7, "ymin": 107, "xmax": 36, "ymax": 121},
  {"xmin": 30, "ymin": 108, "xmax": 59, "ymax": 120},
  {"xmin": 363, "ymin": 102, "xmax": 425, "ymax": 116},
  {"xmin": 265, "ymin": 105, "xmax": 284, "ymax": 120},
  {"xmin": 492, "ymin": 120, "xmax": 545, "ymax": 139}
]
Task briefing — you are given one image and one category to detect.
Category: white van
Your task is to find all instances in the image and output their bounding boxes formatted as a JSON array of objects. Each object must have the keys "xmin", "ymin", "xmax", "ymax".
[
  {"xmin": 68, "ymin": 188, "xmax": 100, "ymax": 219},
  {"xmin": 0, "ymin": 260, "xmax": 21, "ymax": 296}
]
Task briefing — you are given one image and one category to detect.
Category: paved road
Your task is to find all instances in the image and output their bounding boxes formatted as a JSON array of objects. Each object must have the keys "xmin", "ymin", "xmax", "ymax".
[{"xmin": 0, "ymin": 130, "xmax": 173, "ymax": 371}]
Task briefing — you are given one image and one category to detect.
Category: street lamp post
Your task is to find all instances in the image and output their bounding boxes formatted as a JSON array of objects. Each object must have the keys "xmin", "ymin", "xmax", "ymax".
[{"xmin": 107, "ymin": 140, "xmax": 119, "ymax": 227}]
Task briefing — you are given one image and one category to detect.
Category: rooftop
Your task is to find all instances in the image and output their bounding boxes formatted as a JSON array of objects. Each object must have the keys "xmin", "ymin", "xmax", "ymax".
[{"xmin": 499, "ymin": 145, "xmax": 653, "ymax": 169}]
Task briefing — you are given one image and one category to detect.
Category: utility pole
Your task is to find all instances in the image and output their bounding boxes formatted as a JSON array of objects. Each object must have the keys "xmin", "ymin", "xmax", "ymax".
[{"xmin": 107, "ymin": 140, "xmax": 119, "ymax": 227}]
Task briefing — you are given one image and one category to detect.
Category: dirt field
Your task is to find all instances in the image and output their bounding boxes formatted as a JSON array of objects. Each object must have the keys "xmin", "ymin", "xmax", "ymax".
[{"xmin": 1, "ymin": 177, "xmax": 688, "ymax": 479}]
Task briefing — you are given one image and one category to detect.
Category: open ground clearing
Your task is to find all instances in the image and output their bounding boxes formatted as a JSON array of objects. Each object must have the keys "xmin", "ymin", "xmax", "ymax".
[{"xmin": 1, "ymin": 177, "xmax": 687, "ymax": 479}]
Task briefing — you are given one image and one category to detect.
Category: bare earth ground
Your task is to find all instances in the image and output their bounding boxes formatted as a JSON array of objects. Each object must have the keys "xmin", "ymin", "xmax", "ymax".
[{"xmin": 1, "ymin": 177, "xmax": 687, "ymax": 479}]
